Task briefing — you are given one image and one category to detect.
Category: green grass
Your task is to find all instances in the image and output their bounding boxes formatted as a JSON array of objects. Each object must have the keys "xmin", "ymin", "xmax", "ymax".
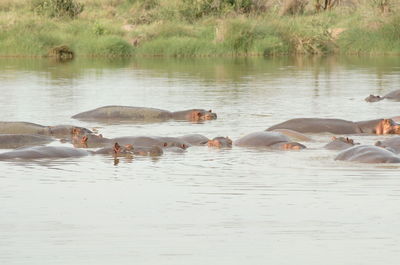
[{"xmin": 0, "ymin": 0, "xmax": 399, "ymax": 57}]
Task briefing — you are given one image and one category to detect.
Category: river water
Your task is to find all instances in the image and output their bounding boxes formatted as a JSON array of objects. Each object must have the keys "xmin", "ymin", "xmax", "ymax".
[{"xmin": 0, "ymin": 56, "xmax": 400, "ymax": 265}]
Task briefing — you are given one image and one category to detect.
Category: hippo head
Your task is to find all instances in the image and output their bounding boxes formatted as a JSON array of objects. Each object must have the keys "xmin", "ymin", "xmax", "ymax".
[
  {"xmin": 376, "ymin": 119, "xmax": 399, "ymax": 135},
  {"xmin": 280, "ymin": 142, "xmax": 306, "ymax": 150},
  {"xmin": 113, "ymin": 143, "xmax": 134, "ymax": 156},
  {"xmin": 207, "ymin": 137, "xmax": 233, "ymax": 148},
  {"xmin": 332, "ymin": 136, "xmax": 357, "ymax": 145},
  {"xmin": 365, "ymin": 95, "xmax": 383, "ymax": 102},
  {"xmin": 190, "ymin": 110, "xmax": 217, "ymax": 122},
  {"xmin": 74, "ymin": 133, "xmax": 105, "ymax": 148}
]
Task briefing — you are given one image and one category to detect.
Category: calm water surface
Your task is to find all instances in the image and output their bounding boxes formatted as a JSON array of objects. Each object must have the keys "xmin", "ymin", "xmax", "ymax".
[{"xmin": 1, "ymin": 56, "xmax": 400, "ymax": 265}]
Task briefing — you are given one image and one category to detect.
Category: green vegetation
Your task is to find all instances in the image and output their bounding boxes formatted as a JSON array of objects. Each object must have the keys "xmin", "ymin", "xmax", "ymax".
[{"xmin": 0, "ymin": 0, "xmax": 398, "ymax": 57}]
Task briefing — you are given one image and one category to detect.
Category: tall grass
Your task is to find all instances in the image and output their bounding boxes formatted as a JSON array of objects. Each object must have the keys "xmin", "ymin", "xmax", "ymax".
[{"xmin": 0, "ymin": 0, "xmax": 399, "ymax": 56}]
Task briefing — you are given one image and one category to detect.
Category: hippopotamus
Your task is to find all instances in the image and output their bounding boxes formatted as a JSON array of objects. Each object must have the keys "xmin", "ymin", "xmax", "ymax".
[
  {"xmin": 71, "ymin": 106, "xmax": 217, "ymax": 123},
  {"xmin": 0, "ymin": 134, "xmax": 54, "ymax": 149},
  {"xmin": 375, "ymin": 136, "xmax": 400, "ymax": 154},
  {"xmin": 266, "ymin": 118, "xmax": 400, "ymax": 135},
  {"xmin": 271, "ymin": 129, "xmax": 312, "ymax": 142},
  {"xmin": 0, "ymin": 146, "xmax": 90, "ymax": 160},
  {"xmin": 0, "ymin": 122, "xmax": 92, "ymax": 138},
  {"xmin": 324, "ymin": 136, "xmax": 358, "ymax": 150},
  {"xmin": 74, "ymin": 134, "xmax": 190, "ymax": 150},
  {"xmin": 234, "ymin": 132, "xmax": 306, "ymax": 150},
  {"xmin": 365, "ymin": 89, "xmax": 400, "ymax": 102},
  {"xmin": 335, "ymin": 145, "xmax": 400, "ymax": 163},
  {"xmin": 178, "ymin": 134, "xmax": 209, "ymax": 146},
  {"xmin": 207, "ymin": 137, "xmax": 233, "ymax": 148}
]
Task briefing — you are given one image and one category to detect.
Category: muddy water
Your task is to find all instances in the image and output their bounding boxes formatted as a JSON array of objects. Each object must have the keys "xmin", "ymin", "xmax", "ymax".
[{"xmin": 1, "ymin": 56, "xmax": 400, "ymax": 265}]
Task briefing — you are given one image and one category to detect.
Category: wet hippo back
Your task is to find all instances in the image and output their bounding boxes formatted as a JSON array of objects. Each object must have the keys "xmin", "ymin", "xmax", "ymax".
[
  {"xmin": 72, "ymin": 106, "xmax": 172, "ymax": 122},
  {"xmin": 383, "ymin": 89, "xmax": 400, "ymax": 101},
  {"xmin": 0, "ymin": 134, "xmax": 54, "ymax": 149},
  {"xmin": 324, "ymin": 137, "xmax": 356, "ymax": 150},
  {"xmin": 178, "ymin": 134, "xmax": 209, "ymax": 145},
  {"xmin": 267, "ymin": 118, "xmax": 361, "ymax": 134},
  {"xmin": 0, "ymin": 146, "xmax": 90, "ymax": 160},
  {"xmin": 375, "ymin": 136, "xmax": 400, "ymax": 153},
  {"xmin": 335, "ymin": 145, "xmax": 400, "ymax": 163},
  {"xmin": 0, "ymin": 122, "xmax": 51, "ymax": 135},
  {"xmin": 271, "ymin": 129, "xmax": 312, "ymax": 141},
  {"xmin": 235, "ymin": 132, "xmax": 290, "ymax": 147}
]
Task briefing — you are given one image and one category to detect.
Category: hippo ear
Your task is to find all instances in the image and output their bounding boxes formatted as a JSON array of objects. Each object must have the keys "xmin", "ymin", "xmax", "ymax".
[
  {"xmin": 125, "ymin": 144, "xmax": 134, "ymax": 150},
  {"xmin": 163, "ymin": 142, "xmax": 168, "ymax": 147},
  {"xmin": 99, "ymin": 134, "xmax": 103, "ymax": 138},
  {"xmin": 331, "ymin": 136, "xmax": 337, "ymax": 140},
  {"xmin": 208, "ymin": 109, "xmax": 212, "ymax": 113},
  {"xmin": 81, "ymin": 136, "xmax": 88, "ymax": 143},
  {"xmin": 113, "ymin": 142, "xmax": 121, "ymax": 153}
]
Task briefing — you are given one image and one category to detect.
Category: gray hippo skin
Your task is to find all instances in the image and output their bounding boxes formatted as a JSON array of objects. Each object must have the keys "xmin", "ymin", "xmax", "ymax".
[
  {"xmin": 335, "ymin": 145, "xmax": 400, "ymax": 163},
  {"xmin": 324, "ymin": 137, "xmax": 357, "ymax": 150},
  {"xmin": 72, "ymin": 106, "xmax": 217, "ymax": 123},
  {"xmin": 0, "ymin": 134, "xmax": 54, "ymax": 149},
  {"xmin": 365, "ymin": 89, "xmax": 400, "ymax": 102},
  {"xmin": 178, "ymin": 134, "xmax": 209, "ymax": 146},
  {"xmin": 375, "ymin": 136, "xmax": 400, "ymax": 153},
  {"xmin": 207, "ymin": 137, "xmax": 233, "ymax": 148},
  {"xmin": 271, "ymin": 129, "xmax": 312, "ymax": 141},
  {"xmin": 0, "ymin": 122, "xmax": 51, "ymax": 135},
  {"xmin": 0, "ymin": 146, "xmax": 90, "ymax": 160},
  {"xmin": 235, "ymin": 132, "xmax": 306, "ymax": 150},
  {"xmin": 0, "ymin": 122, "xmax": 92, "ymax": 139},
  {"xmin": 75, "ymin": 134, "xmax": 190, "ymax": 150},
  {"xmin": 267, "ymin": 118, "xmax": 361, "ymax": 134},
  {"xmin": 267, "ymin": 118, "xmax": 400, "ymax": 135}
]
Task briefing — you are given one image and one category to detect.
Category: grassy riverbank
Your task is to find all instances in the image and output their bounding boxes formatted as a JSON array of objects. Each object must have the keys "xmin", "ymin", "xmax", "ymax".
[{"xmin": 0, "ymin": 0, "xmax": 399, "ymax": 57}]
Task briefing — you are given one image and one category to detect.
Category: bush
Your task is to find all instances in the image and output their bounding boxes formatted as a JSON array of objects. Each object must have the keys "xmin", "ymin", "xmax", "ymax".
[{"xmin": 32, "ymin": 0, "xmax": 84, "ymax": 18}]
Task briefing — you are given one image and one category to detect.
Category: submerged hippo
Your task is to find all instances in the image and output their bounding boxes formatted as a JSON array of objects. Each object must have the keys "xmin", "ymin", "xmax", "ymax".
[
  {"xmin": 71, "ymin": 106, "xmax": 217, "ymax": 123},
  {"xmin": 0, "ymin": 122, "xmax": 92, "ymax": 138},
  {"xmin": 0, "ymin": 146, "xmax": 90, "ymax": 160},
  {"xmin": 365, "ymin": 89, "xmax": 400, "ymax": 102},
  {"xmin": 375, "ymin": 136, "xmax": 400, "ymax": 154},
  {"xmin": 0, "ymin": 134, "xmax": 54, "ymax": 149},
  {"xmin": 335, "ymin": 145, "xmax": 400, "ymax": 163},
  {"xmin": 207, "ymin": 137, "xmax": 233, "ymax": 148},
  {"xmin": 75, "ymin": 134, "xmax": 190, "ymax": 150},
  {"xmin": 267, "ymin": 118, "xmax": 400, "ymax": 135},
  {"xmin": 324, "ymin": 136, "xmax": 358, "ymax": 150},
  {"xmin": 235, "ymin": 132, "xmax": 306, "ymax": 150},
  {"xmin": 178, "ymin": 134, "xmax": 209, "ymax": 146}
]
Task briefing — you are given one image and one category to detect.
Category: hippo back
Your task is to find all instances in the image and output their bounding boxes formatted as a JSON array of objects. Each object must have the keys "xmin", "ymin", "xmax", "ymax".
[
  {"xmin": 0, "ymin": 122, "xmax": 51, "ymax": 135},
  {"xmin": 72, "ymin": 106, "xmax": 172, "ymax": 122},
  {"xmin": 335, "ymin": 145, "xmax": 400, "ymax": 163},
  {"xmin": 267, "ymin": 118, "xmax": 361, "ymax": 134},
  {"xmin": 178, "ymin": 134, "xmax": 209, "ymax": 145},
  {"xmin": 235, "ymin": 131, "xmax": 290, "ymax": 147},
  {"xmin": 384, "ymin": 89, "xmax": 400, "ymax": 101},
  {"xmin": 0, "ymin": 146, "xmax": 89, "ymax": 160},
  {"xmin": 0, "ymin": 134, "xmax": 54, "ymax": 149},
  {"xmin": 375, "ymin": 136, "xmax": 400, "ymax": 153}
]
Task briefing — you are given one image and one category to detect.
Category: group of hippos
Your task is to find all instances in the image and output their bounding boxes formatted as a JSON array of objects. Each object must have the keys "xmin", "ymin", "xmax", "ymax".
[{"xmin": 1, "ymin": 89, "xmax": 400, "ymax": 163}]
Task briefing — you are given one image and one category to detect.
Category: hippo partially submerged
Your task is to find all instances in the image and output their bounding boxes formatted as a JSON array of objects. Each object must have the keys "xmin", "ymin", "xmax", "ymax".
[
  {"xmin": 324, "ymin": 136, "xmax": 358, "ymax": 150},
  {"xmin": 72, "ymin": 106, "xmax": 217, "ymax": 123},
  {"xmin": 0, "ymin": 134, "xmax": 54, "ymax": 149},
  {"xmin": 235, "ymin": 132, "xmax": 306, "ymax": 150},
  {"xmin": 365, "ymin": 89, "xmax": 400, "ymax": 102},
  {"xmin": 75, "ymin": 134, "xmax": 190, "ymax": 150},
  {"xmin": 207, "ymin": 137, "xmax": 233, "ymax": 148},
  {"xmin": 375, "ymin": 136, "xmax": 400, "ymax": 154},
  {"xmin": 0, "ymin": 146, "xmax": 91, "ymax": 160},
  {"xmin": 178, "ymin": 134, "xmax": 209, "ymax": 146},
  {"xmin": 335, "ymin": 145, "xmax": 400, "ymax": 163},
  {"xmin": 266, "ymin": 118, "xmax": 400, "ymax": 135},
  {"xmin": 0, "ymin": 122, "xmax": 92, "ymax": 138}
]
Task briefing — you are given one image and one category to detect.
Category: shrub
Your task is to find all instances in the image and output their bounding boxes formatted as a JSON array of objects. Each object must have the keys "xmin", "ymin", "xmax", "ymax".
[{"xmin": 32, "ymin": 0, "xmax": 84, "ymax": 18}]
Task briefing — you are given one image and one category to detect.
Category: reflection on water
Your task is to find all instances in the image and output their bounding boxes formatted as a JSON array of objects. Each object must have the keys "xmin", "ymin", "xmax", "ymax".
[{"xmin": 0, "ymin": 56, "xmax": 400, "ymax": 265}]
